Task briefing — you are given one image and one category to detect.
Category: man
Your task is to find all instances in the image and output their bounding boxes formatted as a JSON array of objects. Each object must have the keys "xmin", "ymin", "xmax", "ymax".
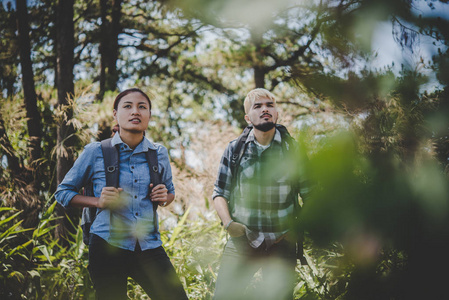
[{"xmin": 212, "ymin": 88, "xmax": 309, "ymax": 300}]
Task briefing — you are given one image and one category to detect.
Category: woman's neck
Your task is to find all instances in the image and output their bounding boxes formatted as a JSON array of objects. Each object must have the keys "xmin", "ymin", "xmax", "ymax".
[{"xmin": 119, "ymin": 131, "xmax": 144, "ymax": 150}]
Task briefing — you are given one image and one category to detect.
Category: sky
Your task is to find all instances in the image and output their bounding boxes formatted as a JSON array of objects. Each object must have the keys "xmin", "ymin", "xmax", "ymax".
[{"xmin": 370, "ymin": 1, "xmax": 449, "ymax": 90}]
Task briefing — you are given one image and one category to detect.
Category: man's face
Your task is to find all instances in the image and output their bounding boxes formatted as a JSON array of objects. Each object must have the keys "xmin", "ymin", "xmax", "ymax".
[{"xmin": 244, "ymin": 97, "xmax": 278, "ymax": 132}]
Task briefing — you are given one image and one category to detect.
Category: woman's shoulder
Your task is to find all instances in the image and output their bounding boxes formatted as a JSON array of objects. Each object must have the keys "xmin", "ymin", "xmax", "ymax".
[
  {"xmin": 152, "ymin": 142, "xmax": 169, "ymax": 156},
  {"xmin": 142, "ymin": 137, "xmax": 167, "ymax": 152},
  {"xmin": 80, "ymin": 141, "xmax": 103, "ymax": 159},
  {"xmin": 83, "ymin": 141, "xmax": 102, "ymax": 151}
]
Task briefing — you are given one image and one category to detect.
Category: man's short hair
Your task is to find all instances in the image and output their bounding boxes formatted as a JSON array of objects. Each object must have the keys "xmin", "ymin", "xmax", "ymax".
[{"xmin": 244, "ymin": 88, "xmax": 277, "ymax": 114}]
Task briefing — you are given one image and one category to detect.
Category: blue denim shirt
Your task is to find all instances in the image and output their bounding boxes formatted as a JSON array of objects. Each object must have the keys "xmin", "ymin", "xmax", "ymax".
[{"xmin": 55, "ymin": 134, "xmax": 175, "ymax": 251}]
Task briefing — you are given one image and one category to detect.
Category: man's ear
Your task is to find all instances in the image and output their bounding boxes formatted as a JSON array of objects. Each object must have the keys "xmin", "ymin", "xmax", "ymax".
[
  {"xmin": 113, "ymin": 109, "xmax": 117, "ymax": 121},
  {"xmin": 244, "ymin": 114, "xmax": 251, "ymax": 125}
]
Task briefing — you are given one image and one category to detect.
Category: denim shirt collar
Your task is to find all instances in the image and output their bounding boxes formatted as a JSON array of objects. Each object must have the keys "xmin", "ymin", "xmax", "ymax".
[{"xmin": 111, "ymin": 133, "xmax": 157, "ymax": 152}]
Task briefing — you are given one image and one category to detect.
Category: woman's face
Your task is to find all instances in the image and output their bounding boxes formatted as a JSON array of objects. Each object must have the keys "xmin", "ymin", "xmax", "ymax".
[{"xmin": 113, "ymin": 92, "xmax": 151, "ymax": 134}]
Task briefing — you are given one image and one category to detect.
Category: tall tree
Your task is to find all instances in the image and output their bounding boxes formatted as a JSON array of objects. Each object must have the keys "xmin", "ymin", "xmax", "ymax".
[
  {"xmin": 0, "ymin": 2, "xmax": 18, "ymax": 97},
  {"xmin": 99, "ymin": 0, "xmax": 122, "ymax": 98},
  {"xmin": 16, "ymin": 0, "xmax": 42, "ymax": 176},
  {"xmin": 55, "ymin": 0, "xmax": 75, "ymax": 185},
  {"xmin": 55, "ymin": 0, "xmax": 77, "ymax": 245}
]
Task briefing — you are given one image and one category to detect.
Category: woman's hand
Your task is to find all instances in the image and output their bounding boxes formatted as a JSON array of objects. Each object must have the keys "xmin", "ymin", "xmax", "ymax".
[
  {"xmin": 150, "ymin": 183, "xmax": 171, "ymax": 207},
  {"xmin": 97, "ymin": 187, "xmax": 125, "ymax": 210}
]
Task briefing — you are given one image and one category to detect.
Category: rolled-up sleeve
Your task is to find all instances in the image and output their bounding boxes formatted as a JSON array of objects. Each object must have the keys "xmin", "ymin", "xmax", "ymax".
[
  {"xmin": 212, "ymin": 140, "xmax": 236, "ymax": 201},
  {"xmin": 55, "ymin": 144, "xmax": 96, "ymax": 207}
]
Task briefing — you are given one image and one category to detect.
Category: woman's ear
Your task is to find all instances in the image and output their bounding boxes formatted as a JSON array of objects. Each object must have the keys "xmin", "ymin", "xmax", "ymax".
[{"xmin": 113, "ymin": 109, "xmax": 117, "ymax": 121}]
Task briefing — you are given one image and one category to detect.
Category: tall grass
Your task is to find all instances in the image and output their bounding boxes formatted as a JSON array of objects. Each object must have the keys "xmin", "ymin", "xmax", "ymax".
[
  {"xmin": 0, "ymin": 202, "xmax": 94, "ymax": 299},
  {"xmin": 1, "ymin": 195, "xmax": 353, "ymax": 299}
]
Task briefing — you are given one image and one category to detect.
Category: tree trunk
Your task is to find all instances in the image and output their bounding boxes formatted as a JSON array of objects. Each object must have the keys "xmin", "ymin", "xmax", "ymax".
[
  {"xmin": 254, "ymin": 65, "xmax": 266, "ymax": 89},
  {"xmin": 16, "ymin": 0, "xmax": 42, "ymax": 173},
  {"xmin": 250, "ymin": 29, "xmax": 266, "ymax": 88},
  {"xmin": 56, "ymin": 0, "xmax": 75, "ymax": 185},
  {"xmin": 0, "ymin": 112, "xmax": 21, "ymax": 177},
  {"xmin": 55, "ymin": 0, "xmax": 77, "ymax": 247},
  {"xmin": 99, "ymin": 0, "xmax": 122, "ymax": 99}
]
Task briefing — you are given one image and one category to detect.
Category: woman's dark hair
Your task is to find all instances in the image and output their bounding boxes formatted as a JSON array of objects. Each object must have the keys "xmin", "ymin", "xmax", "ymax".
[
  {"xmin": 113, "ymin": 88, "xmax": 152, "ymax": 111},
  {"xmin": 112, "ymin": 88, "xmax": 152, "ymax": 135}
]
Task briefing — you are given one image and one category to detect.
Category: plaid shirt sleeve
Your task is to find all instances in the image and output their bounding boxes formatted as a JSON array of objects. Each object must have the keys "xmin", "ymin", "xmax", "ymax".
[{"xmin": 212, "ymin": 140, "xmax": 237, "ymax": 201}]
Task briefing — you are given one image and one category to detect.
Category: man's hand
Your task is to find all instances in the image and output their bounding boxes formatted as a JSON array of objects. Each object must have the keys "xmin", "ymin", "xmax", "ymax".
[
  {"xmin": 97, "ymin": 187, "xmax": 125, "ymax": 210},
  {"xmin": 150, "ymin": 183, "xmax": 169, "ymax": 206},
  {"xmin": 227, "ymin": 221, "xmax": 247, "ymax": 237}
]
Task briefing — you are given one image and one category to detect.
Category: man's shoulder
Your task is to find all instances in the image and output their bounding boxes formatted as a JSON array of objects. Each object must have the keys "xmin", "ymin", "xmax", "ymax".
[
  {"xmin": 229, "ymin": 137, "xmax": 239, "ymax": 147},
  {"xmin": 276, "ymin": 125, "xmax": 297, "ymax": 144},
  {"xmin": 223, "ymin": 137, "xmax": 239, "ymax": 152}
]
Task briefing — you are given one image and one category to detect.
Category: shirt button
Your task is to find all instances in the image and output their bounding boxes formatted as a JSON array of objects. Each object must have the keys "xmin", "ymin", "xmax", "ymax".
[
  {"xmin": 134, "ymin": 195, "xmax": 137, "ymax": 199},
  {"xmin": 134, "ymin": 179, "xmax": 137, "ymax": 183},
  {"xmin": 131, "ymin": 166, "xmax": 134, "ymax": 169},
  {"xmin": 135, "ymin": 212, "xmax": 138, "ymax": 216}
]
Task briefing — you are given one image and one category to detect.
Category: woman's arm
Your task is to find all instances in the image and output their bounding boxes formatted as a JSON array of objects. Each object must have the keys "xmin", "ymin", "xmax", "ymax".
[{"xmin": 70, "ymin": 187, "xmax": 125, "ymax": 209}]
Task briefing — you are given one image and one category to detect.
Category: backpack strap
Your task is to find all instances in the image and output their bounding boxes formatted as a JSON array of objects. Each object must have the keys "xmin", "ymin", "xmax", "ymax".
[
  {"xmin": 100, "ymin": 138, "xmax": 119, "ymax": 241},
  {"xmin": 275, "ymin": 124, "xmax": 294, "ymax": 152},
  {"xmin": 146, "ymin": 148, "xmax": 161, "ymax": 233},
  {"xmin": 100, "ymin": 138, "xmax": 119, "ymax": 188},
  {"xmin": 230, "ymin": 125, "xmax": 252, "ymax": 177},
  {"xmin": 81, "ymin": 138, "xmax": 119, "ymax": 245},
  {"xmin": 228, "ymin": 125, "xmax": 252, "ymax": 211}
]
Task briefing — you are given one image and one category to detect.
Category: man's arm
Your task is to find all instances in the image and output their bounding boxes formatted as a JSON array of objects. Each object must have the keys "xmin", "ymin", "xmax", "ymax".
[
  {"xmin": 214, "ymin": 196, "xmax": 246, "ymax": 237},
  {"xmin": 214, "ymin": 196, "xmax": 233, "ymax": 226}
]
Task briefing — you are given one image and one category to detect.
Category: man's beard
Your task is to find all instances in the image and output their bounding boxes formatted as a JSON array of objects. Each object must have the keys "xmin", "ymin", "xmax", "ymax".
[{"xmin": 254, "ymin": 122, "xmax": 276, "ymax": 132}]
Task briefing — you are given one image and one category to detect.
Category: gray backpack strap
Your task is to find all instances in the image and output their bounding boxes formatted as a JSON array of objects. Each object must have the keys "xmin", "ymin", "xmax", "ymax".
[
  {"xmin": 100, "ymin": 138, "xmax": 119, "ymax": 241},
  {"xmin": 228, "ymin": 125, "xmax": 252, "ymax": 211},
  {"xmin": 230, "ymin": 125, "xmax": 252, "ymax": 177},
  {"xmin": 100, "ymin": 138, "xmax": 119, "ymax": 188},
  {"xmin": 145, "ymin": 149, "xmax": 161, "ymax": 233},
  {"xmin": 81, "ymin": 138, "xmax": 119, "ymax": 245}
]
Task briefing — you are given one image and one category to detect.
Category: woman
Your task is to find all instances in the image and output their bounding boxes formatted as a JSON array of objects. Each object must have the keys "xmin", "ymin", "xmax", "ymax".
[{"xmin": 55, "ymin": 88, "xmax": 188, "ymax": 300}]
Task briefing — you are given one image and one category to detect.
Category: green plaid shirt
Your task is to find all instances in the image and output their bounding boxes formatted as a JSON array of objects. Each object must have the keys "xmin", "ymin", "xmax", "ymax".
[{"xmin": 213, "ymin": 128, "xmax": 309, "ymax": 248}]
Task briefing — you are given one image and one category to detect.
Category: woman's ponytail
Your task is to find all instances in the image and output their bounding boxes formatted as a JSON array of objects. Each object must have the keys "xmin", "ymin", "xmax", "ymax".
[{"xmin": 111, "ymin": 124, "xmax": 120, "ymax": 136}]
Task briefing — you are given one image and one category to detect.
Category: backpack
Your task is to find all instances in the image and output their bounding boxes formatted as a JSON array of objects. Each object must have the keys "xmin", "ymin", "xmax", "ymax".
[
  {"xmin": 229, "ymin": 124, "xmax": 308, "ymax": 264},
  {"xmin": 80, "ymin": 138, "xmax": 161, "ymax": 245}
]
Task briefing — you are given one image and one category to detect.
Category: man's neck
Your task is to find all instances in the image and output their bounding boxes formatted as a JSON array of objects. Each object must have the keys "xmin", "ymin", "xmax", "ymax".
[{"xmin": 253, "ymin": 127, "xmax": 276, "ymax": 146}]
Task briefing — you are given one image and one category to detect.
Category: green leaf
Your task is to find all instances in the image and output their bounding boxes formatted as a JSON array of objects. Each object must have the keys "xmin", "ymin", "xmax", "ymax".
[
  {"xmin": 37, "ymin": 245, "xmax": 52, "ymax": 263},
  {"xmin": 28, "ymin": 270, "xmax": 41, "ymax": 278},
  {"xmin": 169, "ymin": 205, "xmax": 192, "ymax": 247},
  {"xmin": 0, "ymin": 210, "xmax": 22, "ymax": 227},
  {"xmin": 41, "ymin": 200, "xmax": 57, "ymax": 219},
  {"xmin": 0, "ymin": 207, "xmax": 15, "ymax": 213}
]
